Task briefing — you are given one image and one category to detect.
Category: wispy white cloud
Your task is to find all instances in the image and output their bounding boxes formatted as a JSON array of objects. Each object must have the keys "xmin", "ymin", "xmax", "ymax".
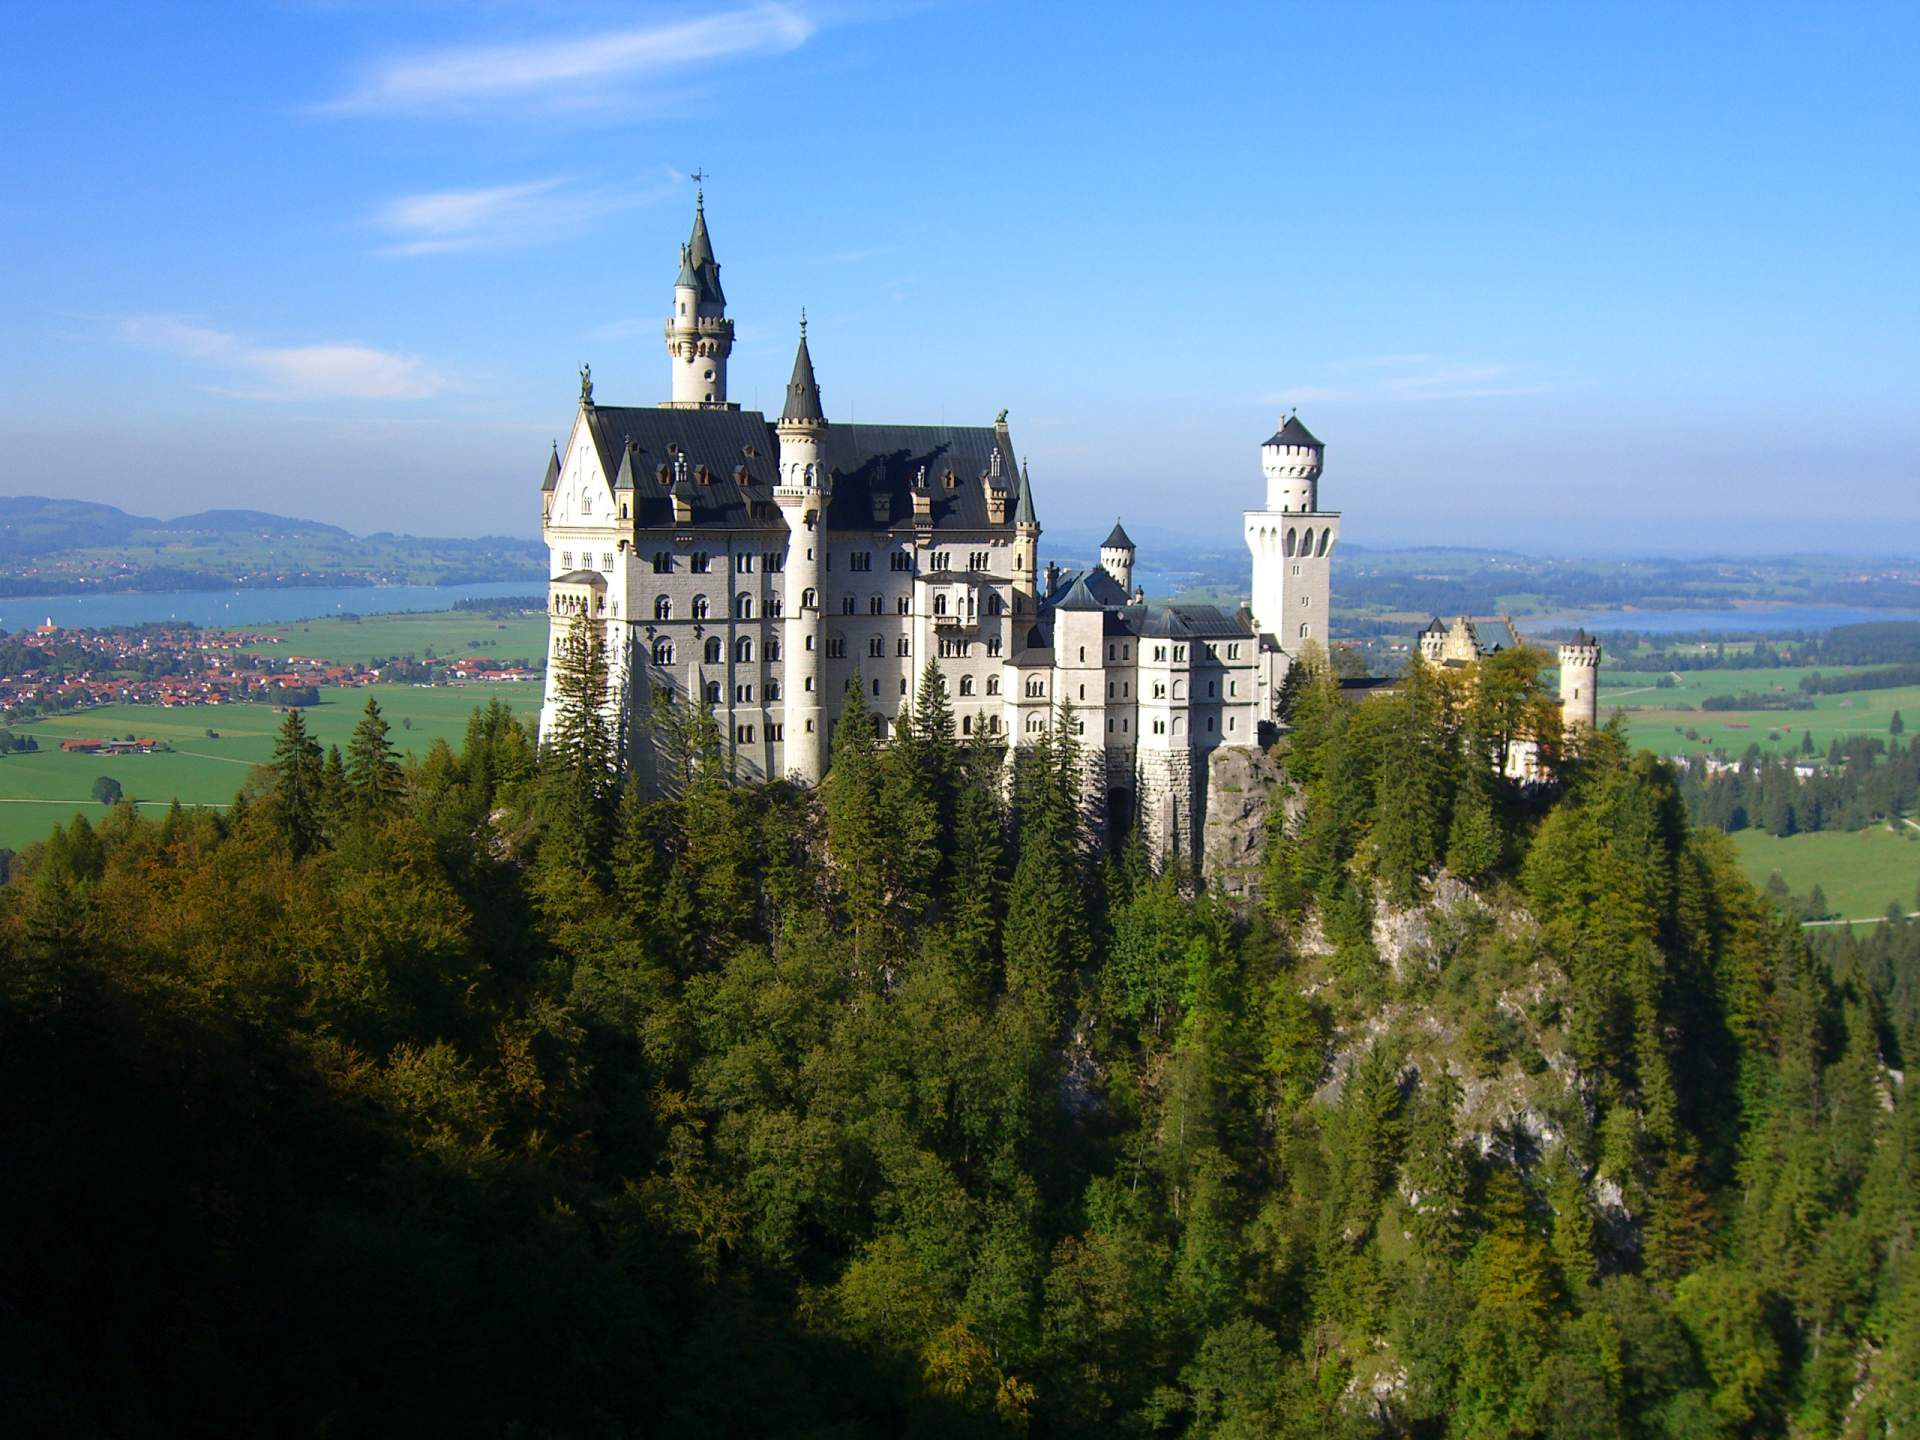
[
  {"xmin": 371, "ymin": 173, "xmax": 674, "ymax": 255},
  {"xmin": 122, "ymin": 316, "xmax": 445, "ymax": 401},
  {"xmin": 1263, "ymin": 355, "xmax": 1550, "ymax": 406},
  {"xmin": 319, "ymin": 3, "xmax": 813, "ymax": 117}
]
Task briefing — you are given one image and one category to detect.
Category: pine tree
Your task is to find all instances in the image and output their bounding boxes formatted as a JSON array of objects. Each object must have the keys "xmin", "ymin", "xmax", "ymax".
[
  {"xmin": 1446, "ymin": 770, "xmax": 1503, "ymax": 881},
  {"xmin": 346, "ymin": 696, "xmax": 406, "ymax": 819},
  {"xmin": 823, "ymin": 670, "xmax": 894, "ymax": 978},
  {"xmin": 1892, "ymin": 708, "xmax": 1906, "ymax": 737},
  {"xmin": 1371, "ymin": 655, "xmax": 1450, "ymax": 902},
  {"xmin": 547, "ymin": 610, "xmax": 615, "ymax": 802},
  {"xmin": 946, "ymin": 725, "xmax": 1006, "ymax": 985},
  {"xmin": 1002, "ymin": 705, "xmax": 1090, "ymax": 1022},
  {"xmin": 270, "ymin": 706, "xmax": 325, "ymax": 856}
]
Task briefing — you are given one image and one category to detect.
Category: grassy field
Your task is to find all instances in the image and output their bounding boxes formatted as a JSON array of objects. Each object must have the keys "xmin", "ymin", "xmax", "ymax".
[
  {"xmin": 1729, "ymin": 824, "xmax": 1920, "ymax": 923},
  {"xmin": 235, "ymin": 608, "xmax": 549, "ymax": 668},
  {"xmin": 0, "ymin": 681, "xmax": 541, "ymax": 853},
  {"xmin": 1600, "ymin": 665, "xmax": 1917, "ymax": 758}
]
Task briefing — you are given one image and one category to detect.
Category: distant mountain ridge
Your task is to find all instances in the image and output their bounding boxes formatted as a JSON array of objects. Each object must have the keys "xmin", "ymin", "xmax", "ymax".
[{"xmin": 0, "ymin": 495, "xmax": 545, "ymax": 593}]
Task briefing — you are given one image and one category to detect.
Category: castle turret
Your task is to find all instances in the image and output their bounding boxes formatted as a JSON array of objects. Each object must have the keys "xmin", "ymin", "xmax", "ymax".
[
  {"xmin": 1099, "ymin": 520, "xmax": 1135, "ymax": 594},
  {"xmin": 663, "ymin": 187, "xmax": 734, "ymax": 408},
  {"xmin": 1559, "ymin": 630, "xmax": 1601, "ymax": 732},
  {"xmin": 1260, "ymin": 413, "xmax": 1323, "ymax": 513},
  {"xmin": 774, "ymin": 318, "xmax": 830, "ymax": 782},
  {"xmin": 1245, "ymin": 412, "xmax": 1338, "ymax": 650},
  {"xmin": 1012, "ymin": 459, "xmax": 1039, "ymax": 612}
]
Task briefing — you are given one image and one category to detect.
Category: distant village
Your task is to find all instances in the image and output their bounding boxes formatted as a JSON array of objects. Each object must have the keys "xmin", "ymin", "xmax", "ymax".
[{"xmin": 0, "ymin": 618, "xmax": 540, "ymax": 719}]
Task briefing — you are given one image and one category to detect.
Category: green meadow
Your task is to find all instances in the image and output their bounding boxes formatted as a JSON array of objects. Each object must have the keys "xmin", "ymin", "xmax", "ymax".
[
  {"xmin": 1600, "ymin": 665, "xmax": 1918, "ymax": 758},
  {"xmin": 0, "ymin": 681, "xmax": 541, "ymax": 853},
  {"xmin": 1729, "ymin": 823, "xmax": 1920, "ymax": 924},
  {"xmin": 235, "ymin": 608, "xmax": 550, "ymax": 668}
]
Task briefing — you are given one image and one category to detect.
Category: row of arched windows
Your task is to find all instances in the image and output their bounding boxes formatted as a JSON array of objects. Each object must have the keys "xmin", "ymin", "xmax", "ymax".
[
  {"xmin": 1282, "ymin": 526, "xmax": 1332, "ymax": 558},
  {"xmin": 652, "ymin": 592, "xmax": 781, "ymax": 621}
]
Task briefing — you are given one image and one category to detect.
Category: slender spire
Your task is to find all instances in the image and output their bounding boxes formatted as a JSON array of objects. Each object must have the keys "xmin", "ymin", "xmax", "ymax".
[
  {"xmin": 780, "ymin": 318, "xmax": 824, "ymax": 424},
  {"xmin": 1015, "ymin": 458, "xmax": 1037, "ymax": 526},
  {"xmin": 682, "ymin": 188, "xmax": 724, "ymax": 306}
]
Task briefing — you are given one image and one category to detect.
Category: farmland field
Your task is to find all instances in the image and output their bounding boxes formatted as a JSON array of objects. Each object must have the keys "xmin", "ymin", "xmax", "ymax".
[
  {"xmin": 234, "ymin": 607, "xmax": 549, "ymax": 668},
  {"xmin": 0, "ymin": 681, "xmax": 541, "ymax": 853},
  {"xmin": 1728, "ymin": 824, "xmax": 1920, "ymax": 924},
  {"xmin": 1599, "ymin": 665, "xmax": 1919, "ymax": 758}
]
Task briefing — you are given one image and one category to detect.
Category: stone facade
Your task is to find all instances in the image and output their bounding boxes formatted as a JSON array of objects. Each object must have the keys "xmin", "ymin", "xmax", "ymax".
[{"xmin": 540, "ymin": 195, "xmax": 1349, "ymax": 854}]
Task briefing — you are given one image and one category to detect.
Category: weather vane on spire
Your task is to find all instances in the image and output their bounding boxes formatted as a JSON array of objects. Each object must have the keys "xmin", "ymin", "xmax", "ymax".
[
  {"xmin": 690, "ymin": 167, "xmax": 708, "ymax": 205},
  {"xmin": 799, "ymin": 306, "xmax": 807, "ymax": 339}
]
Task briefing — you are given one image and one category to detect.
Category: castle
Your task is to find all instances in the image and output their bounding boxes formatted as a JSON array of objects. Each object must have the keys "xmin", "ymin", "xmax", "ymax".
[{"xmin": 540, "ymin": 192, "xmax": 1598, "ymax": 857}]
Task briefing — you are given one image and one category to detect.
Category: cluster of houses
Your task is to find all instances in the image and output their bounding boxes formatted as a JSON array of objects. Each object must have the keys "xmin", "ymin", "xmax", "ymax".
[{"xmin": 0, "ymin": 621, "xmax": 539, "ymax": 717}]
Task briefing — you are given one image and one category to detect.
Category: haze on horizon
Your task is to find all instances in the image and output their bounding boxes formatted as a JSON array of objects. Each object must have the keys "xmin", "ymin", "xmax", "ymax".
[{"xmin": 2, "ymin": 2, "xmax": 1915, "ymax": 556}]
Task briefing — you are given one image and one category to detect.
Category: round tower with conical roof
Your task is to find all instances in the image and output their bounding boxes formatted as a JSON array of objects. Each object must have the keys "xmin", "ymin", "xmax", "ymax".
[
  {"xmin": 1100, "ymin": 520, "xmax": 1136, "ymax": 594},
  {"xmin": 775, "ymin": 317, "xmax": 830, "ymax": 782},
  {"xmin": 1558, "ymin": 630, "xmax": 1602, "ymax": 733},
  {"xmin": 664, "ymin": 187, "xmax": 735, "ymax": 408}
]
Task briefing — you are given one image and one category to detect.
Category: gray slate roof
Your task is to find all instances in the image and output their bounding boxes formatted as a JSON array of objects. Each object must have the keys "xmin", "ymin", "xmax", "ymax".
[
  {"xmin": 780, "ymin": 333, "xmax": 824, "ymax": 423},
  {"xmin": 1263, "ymin": 414, "xmax": 1323, "ymax": 449},
  {"xmin": 683, "ymin": 202, "xmax": 725, "ymax": 307},
  {"xmin": 541, "ymin": 445, "xmax": 560, "ymax": 492},
  {"xmin": 1101, "ymin": 521, "xmax": 1135, "ymax": 550},
  {"xmin": 579, "ymin": 406, "xmax": 1018, "ymax": 533}
]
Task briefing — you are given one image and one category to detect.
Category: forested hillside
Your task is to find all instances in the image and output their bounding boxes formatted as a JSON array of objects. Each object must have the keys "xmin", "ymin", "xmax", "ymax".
[{"xmin": 1, "ymin": 631, "xmax": 1915, "ymax": 1437}]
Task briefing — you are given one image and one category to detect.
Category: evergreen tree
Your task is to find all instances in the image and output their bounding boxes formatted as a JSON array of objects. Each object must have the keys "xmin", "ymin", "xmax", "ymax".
[
  {"xmin": 1002, "ymin": 706, "xmax": 1088, "ymax": 1020},
  {"xmin": 546, "ymin": 610, "xmax": 615, "ymax": 802},
  {"xmin": 1892, "ymin": 708, "xmax": 1906, "ymax": 737},
  {"xmin": 823, "ymin": 670, "xmax": 895, "ymax": 979},
  {"xmin": 270, "ymin": 706, "xmax": 324, "ymax": 856},
  {"xmin": 346, "ymin": 696, "xmax": 406, "ymax": 819}
]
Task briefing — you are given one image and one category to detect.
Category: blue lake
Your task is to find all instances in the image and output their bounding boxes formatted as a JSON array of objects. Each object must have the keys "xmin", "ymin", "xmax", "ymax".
[
  {"xmin": 1553, "ymin": 605, "xmax": 1920, "ymax": 636},
  {"xmin": 0, "ymin": 580, "xmax": 542, "ymax": 633}
]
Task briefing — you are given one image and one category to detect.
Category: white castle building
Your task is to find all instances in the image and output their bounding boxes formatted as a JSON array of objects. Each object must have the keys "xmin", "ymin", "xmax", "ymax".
[{"xmin": 539, "ymin": 193, "xmax": 1584, "ymax": 854}]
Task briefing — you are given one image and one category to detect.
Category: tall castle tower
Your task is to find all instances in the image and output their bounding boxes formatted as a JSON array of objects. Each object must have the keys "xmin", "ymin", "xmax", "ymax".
[
  {"xmin": 663, "ymin": 187, "xmax": 735, "ymax": 409},
  {"xmin": 1558, "ymin": 630, "xmax": 1601, "ymax": 732},
  {"xmin": 1245, "ymin": 414, "xmax": 1338, "ymax": 649},
  {"xmin": 774, "ymin": 318, "xmax": 830, "ymax": 782}
]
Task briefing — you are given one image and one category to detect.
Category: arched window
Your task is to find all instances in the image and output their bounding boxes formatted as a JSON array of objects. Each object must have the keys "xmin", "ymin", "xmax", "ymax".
[
  {"xmin": 652, "ymin": 551, "xmax": 672, "ymax": 573},
  {"xmin": 897, "ymin": 596, "xmax": 910, "ymax": 614},
  {"xmin": 768, "ymin": 638, "xmax": 781, "ymax": 661},
  {"xmin": 987, "ymin": 594, "xmax": 1003, "ymax": 616},
  {"xmin": 767, "ymin": 679, "xmax": 781, "ymax": 700},
  {"xmin": 987, "ymin": 676, "xmax": 1001, "ymax": 695},
  {"xmin": 651, "ymin": 639, "xmax": 674, "ymax": 666},
  {"xmin": 736, "ymin": 593, "xmax": 753, "ymax": 619},
  {"xmin": 769, "ymin": 595, "xmax": 783, "ymax": 618},
  {"xmin": 1174, "ymin": 681, "xmax": 1186, "ymax": 699},
  {"xmin": 842, "ymin": 594, "xmax": 856, "ymax": 615},
  {"xmin": 801, "ymin": 587, "xmax": 817, "ymax": 610},
  {"xmin": 1299, "ymin": 622, "xmax": 1311, "ymax": 639},
  {"xmin": 654, "ymin": 595, "xmax": 672, "ymax": 621},
  {"xmin": 1317, "ymin": 528, "xmax": 1331, "ymax": 557},
  {"xmin": 734, "ymin": 637, "xmax": 754, "ymax": 663},
  {"xmin": 962, "ymin": 714, "xmax": 973, "ymax": 735},
  {"xmin": 1300, "ymin": 527, "xmax": 1315, "ymax": 555},
  {"xmin": 704, "ymin": 680, "xmax": 721, "ymax": 705},
  {"xmin": 692, "ymin": 594, "xmax": 710, "ymax": 620},
  {"xmin": 1285, "ymin": 528, "xmax": 1297, "ymax": 557},
  {"xmin": 704, "ymin": 637, "xmax": 722, "ymax": 664},
  {"xmin": 960, "ymin": 676, "xmax": 975, "ymax": 696},
  {"xmin": 934, "ymin": 593, "xmax": 948, "ymax": 616},
  {"xmin": 869, "ymin": 594, "xmax": 884, "ymax": 615}
]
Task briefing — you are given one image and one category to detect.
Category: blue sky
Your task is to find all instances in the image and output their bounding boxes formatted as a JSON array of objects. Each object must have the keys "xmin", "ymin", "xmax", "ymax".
[{"xmin": 3, "ymin": 1, "xmax": 1915, "ymax": 553}]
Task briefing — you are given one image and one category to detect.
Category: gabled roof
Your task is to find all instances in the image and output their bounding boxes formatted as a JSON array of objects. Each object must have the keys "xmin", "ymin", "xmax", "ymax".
[
  {"xmin": 551, "ymin": 569, "xmax": 606, "ymax": 586},
  {"xmin": 1101, "ymin": 521, "xmax": 1135, "ymax": 550},
  {"xmin": 780, "ymin": 331, "xmax": 824, "ymax": 424},
  {"xmin": 1054, "ymin": 572, "xmax": 1104, "ymax": 610},
  {"xmin": 575, "ymin": 405, "xmax": 1021, "ymax": 533},
  {"xmin": 1263, "ymin": 414, "xmax": 1323, "ymax": 449}
]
